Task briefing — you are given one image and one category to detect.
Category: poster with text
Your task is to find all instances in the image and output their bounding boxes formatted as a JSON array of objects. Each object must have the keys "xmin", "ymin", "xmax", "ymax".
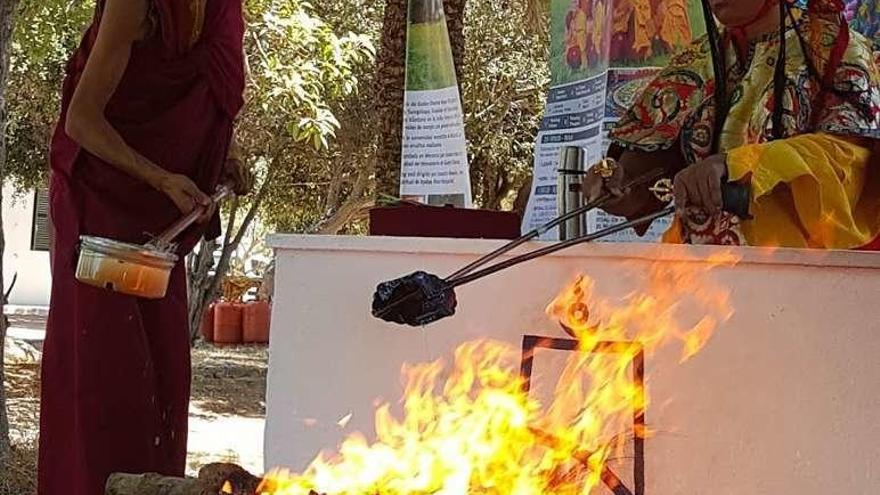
[
  {"xmin": 400, "ymin": 0, "xmax": 472, "ymax": 207},
  {"xmin": 522, "ymin": 0, "xmax": 706, "ymax": 241}
]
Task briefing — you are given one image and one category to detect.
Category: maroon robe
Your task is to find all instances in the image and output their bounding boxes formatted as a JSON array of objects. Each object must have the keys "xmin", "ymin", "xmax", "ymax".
[{"xmin": 38, "ymin": 1, "xmax": 244, "ymax": 493}]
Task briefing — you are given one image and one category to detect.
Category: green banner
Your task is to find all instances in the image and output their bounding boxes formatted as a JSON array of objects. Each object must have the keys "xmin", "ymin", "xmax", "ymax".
[{"xmin": 400, "ymin": 0, "xmax": 472, "ymax": 207}]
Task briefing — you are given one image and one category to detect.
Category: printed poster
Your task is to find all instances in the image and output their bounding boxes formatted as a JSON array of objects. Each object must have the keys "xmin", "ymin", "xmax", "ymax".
[
  {"xmin": 400, "ymin": 0, "xmax": 473, "ymax": 207},
  {"xmin": 522, "ymin": 0, "xmax": 706, "ymax": 241}
]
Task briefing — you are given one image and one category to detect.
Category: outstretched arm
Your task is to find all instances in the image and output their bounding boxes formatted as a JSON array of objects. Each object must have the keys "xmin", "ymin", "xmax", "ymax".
[{"xmin": 64, "ymin": 0, "xmax": 210, "ymax": 214}]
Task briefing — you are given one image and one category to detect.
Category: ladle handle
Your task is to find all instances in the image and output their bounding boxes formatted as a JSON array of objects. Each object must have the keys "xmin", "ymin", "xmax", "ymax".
[{"xmin": 154, "ymin": 184, "xmax": 233, "ymax": 247}]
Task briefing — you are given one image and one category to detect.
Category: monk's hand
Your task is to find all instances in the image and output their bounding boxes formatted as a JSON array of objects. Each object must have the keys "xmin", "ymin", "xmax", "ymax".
[
  {"xmin": 583, "ymin": 158, "xmax": 628, "ymax": 205},
  {"xmin": 672, "ymin": 153, "xmax": 726, "ymax": 217},
  {"xmin": 223, "ymin": 157, "xmax": 253, "ymax": 196},
  {"xmin": 158, "ymin": 173, "xmax": 211, "ymax": 215}
]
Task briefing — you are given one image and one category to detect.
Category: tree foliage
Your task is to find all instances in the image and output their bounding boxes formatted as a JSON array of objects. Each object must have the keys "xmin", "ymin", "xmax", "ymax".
[
  {"xmin": 258, "ymin": 0, "xmax": 549, "ymax": 227},
  {"xmin": 6, "ymin": 0, "xmax": 93, "ymax": 191},
  {"xmin": 233, "ymin": 0, "xmax": 377, "ymax": 232},
  {"xmin": 243, "ymin": 0, "xmax": 374, "ymax": 151},
  {"xmin": 187, "ymin": 0, "xmax": 376, "ymax": 339},
  {"xmin": 462, "ymin": 0, "xmax": 548, "ymax": 211}
]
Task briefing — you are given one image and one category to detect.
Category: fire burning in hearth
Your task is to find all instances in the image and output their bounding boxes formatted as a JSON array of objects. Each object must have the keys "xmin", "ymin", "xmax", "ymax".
[{"xmin": 258, "ymin": 251, "xmax": 738, "ymax": 494}]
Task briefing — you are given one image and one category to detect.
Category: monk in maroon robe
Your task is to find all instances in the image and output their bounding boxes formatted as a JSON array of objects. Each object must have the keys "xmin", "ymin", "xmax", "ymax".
[{"xmin": 39, "ymin": 0, "xmax": 248, "ymax": 493}]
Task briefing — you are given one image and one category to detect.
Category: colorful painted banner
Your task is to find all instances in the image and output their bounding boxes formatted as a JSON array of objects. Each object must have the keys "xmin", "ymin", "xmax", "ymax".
[
  {"xmin": 848, "ymin": 0, "xmax": 880, "ymax": 39},
  {"xmin": 400, "ymin": 0, "xmax": 472, "ymax": 207},
  {"xmin": 522, "ymin": 0, "xmax": 706, "ymax": 241}
]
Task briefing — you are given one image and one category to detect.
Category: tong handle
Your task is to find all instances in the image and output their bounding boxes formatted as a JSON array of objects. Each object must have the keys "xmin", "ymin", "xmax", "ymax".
[
  {"xmin": 152, "ymin": 184, "xmax": 233, "ymax": 247},
  {"xmin": 447, "ymin": 207, "xmax": 675, "ymax": 290},
  {"xmin": 444, "ymin": 169, "xmax": 667, "ymax": 283}
]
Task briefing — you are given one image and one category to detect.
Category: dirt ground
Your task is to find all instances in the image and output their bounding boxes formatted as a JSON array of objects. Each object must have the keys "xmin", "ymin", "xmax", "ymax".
[{"xmin": 2, "ymin": 342, "xmax": 268, "ymax": 495}]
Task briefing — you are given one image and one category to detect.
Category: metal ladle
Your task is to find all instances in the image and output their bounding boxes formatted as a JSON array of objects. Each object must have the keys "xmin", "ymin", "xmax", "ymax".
[{"xmin": 75, "ymin": 184, "xmax": 233, "ymax": 299}]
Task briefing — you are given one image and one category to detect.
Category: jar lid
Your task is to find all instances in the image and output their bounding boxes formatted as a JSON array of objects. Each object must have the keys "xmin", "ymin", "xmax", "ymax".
[{"xmin": 80, "ymin": 235, "xmax": 178, "ymax": 269}]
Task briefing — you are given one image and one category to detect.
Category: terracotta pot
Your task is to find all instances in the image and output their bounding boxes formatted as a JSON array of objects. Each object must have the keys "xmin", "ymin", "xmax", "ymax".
[
  {"xmin": 242, "ymin": 301, "xmax": 271, "ymax": 344},
  {"xmin": 213, "ymin": 302, "xmax": 243, "ymax": 344},
  {"xmin": 200, "ymin": 303, "xmax": 216, "ymax": 343}
]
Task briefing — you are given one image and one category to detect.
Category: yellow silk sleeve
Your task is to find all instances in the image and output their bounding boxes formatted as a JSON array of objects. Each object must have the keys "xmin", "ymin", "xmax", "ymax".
[{"xmin": 726, "ymin": 133, "xmax": 880, "ymax": 249}]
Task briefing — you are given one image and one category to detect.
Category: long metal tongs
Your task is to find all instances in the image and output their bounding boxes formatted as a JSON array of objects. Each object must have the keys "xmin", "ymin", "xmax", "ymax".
[
  {"xmin": 372, "ymin": 169, "xmax": 674, "ymax": 324},
  {"xmin": 444, "ymin": 169, "xmax": 670, "ymax": 286}
]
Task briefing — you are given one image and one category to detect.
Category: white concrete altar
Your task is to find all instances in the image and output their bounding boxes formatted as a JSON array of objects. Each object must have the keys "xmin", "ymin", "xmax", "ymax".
[{"xmin": 265, "ymin": 235, "xmax": 880, "ymax": 494}]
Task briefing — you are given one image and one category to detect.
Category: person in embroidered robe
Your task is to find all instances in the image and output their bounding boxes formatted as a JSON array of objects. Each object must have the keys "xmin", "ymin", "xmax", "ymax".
[{"xmin": 584, "ymin": 0, "xmax": 880, "ymax": 249}]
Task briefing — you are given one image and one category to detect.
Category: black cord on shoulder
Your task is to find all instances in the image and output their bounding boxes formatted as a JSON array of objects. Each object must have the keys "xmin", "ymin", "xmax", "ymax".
[
  {"xmin": 701, "ymin": 0, "xmax": 728, "ymax": 154},
  {"xmin": 771, "ymin": 0, "xmax": 788, "ymax": 140}
]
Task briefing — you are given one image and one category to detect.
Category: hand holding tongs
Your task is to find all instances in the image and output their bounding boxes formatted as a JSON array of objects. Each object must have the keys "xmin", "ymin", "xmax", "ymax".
[{"xmin": 371, "ymin": 162, "xmax": 751, "ymax": 327}]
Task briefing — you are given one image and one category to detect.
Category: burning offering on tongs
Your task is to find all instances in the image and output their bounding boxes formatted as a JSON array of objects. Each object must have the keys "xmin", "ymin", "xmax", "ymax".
[{"xmin": 372, "ymin": 161, "xmax": 750, "ymax": 327}]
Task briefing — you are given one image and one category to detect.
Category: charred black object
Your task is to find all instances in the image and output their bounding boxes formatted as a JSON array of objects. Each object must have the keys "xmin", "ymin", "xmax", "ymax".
[{"xmin": 372, "ymin": 271, "xmax": 457, "ymax": 326}]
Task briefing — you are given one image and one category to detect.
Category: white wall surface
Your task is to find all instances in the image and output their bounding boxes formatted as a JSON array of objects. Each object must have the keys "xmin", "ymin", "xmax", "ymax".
[
  {"xmin": 2, "ymin": 186, "xmax": 51, "ymax": 307},
  {"xmin": 266, "ymin": 235, "xmax": 880, "ymax": 494}
]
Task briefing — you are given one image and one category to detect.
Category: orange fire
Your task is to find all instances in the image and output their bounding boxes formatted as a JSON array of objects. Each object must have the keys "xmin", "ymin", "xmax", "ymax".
[{"xmin": 259, "ymin": 250, "xmax": 738, "ymax": 494}]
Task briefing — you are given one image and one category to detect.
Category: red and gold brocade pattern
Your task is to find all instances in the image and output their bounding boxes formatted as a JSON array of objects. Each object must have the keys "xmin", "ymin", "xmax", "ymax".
[{"xmin": 609, "ymin": 9, "xmax": 880, "ymax": 247}]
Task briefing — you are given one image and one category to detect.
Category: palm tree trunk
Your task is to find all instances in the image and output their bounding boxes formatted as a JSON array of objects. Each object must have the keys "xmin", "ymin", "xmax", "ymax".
[
  {"xmin": 373, "ymin": 0, "xmax": 408, "ymax": 198},
  {"xmin": 443, "ymin": 0, "xmax": 467, "ymax": 88}
]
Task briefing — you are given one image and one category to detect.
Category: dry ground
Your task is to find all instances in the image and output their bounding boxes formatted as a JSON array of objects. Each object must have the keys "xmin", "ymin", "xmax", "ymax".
[{"xmin": 1, "ymin": 342, "xmax": 268, "ymax": 495}]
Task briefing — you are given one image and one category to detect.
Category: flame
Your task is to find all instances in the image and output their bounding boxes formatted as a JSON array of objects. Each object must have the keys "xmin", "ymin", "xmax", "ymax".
[
  {"xmin": 259, "ymin": 250, "xmax": 737, "ymax": 494},
  {"xmin": 221, "ymin": 480, "xmax": 233, "ymax": 494}
]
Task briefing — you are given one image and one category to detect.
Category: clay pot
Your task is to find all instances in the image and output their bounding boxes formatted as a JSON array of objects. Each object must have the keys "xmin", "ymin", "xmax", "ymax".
[
  {"xmin": 213, "ymin": 302, "xmax": 243, "ymax": 344},
  {"xmin": 242, "ymin": 301, "xmax": 271, "ymax": 344},
  {"xmin": 200, "ymin": 303, "xmax": 216, "ymax": 343}
]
